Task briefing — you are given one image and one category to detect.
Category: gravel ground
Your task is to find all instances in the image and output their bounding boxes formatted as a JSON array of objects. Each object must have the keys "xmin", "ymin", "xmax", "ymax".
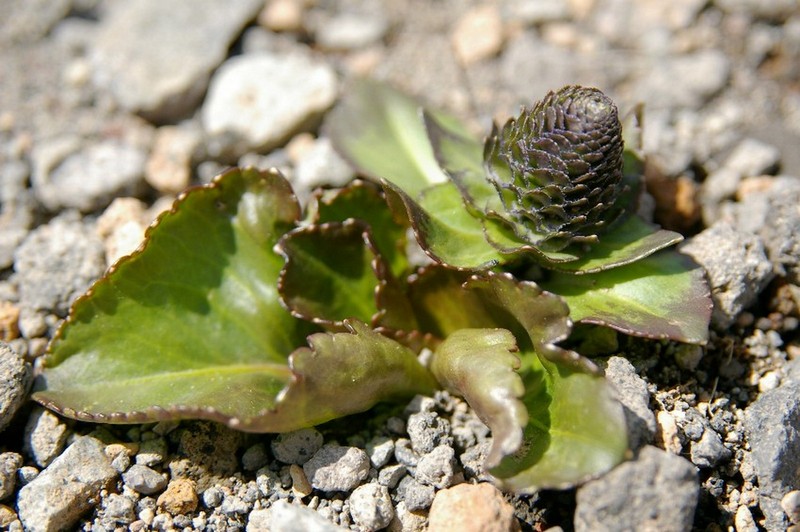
[{"xmin": 2, "ymin": 0, "xmax": 800, "ymax": 531}]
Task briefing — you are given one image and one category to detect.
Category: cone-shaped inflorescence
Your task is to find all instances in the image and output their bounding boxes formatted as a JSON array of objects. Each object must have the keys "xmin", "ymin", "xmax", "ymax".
[{"xmin": 484, "ymin": 86, "xmax": 625, "ymax": 251}]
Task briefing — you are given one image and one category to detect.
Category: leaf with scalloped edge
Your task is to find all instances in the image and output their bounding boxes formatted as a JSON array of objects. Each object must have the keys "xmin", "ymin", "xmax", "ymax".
[
  {"xmin": 32, "ymin": 168, "xmax": 433, "ymax": 431},
  {"xmin": 431, "ymin": 328, "xmax": 528, "ymax": 469},
  {"xmin": 541, "ymin": 248, "xmax": 711, "ymax": 344},
  {"xmin": 415, "ymin": 269, "xmax": 628, "ymax": 489}
]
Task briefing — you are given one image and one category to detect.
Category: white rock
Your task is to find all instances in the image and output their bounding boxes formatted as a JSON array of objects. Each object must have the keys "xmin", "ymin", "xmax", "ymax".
[
  {"xmin": 349, "ymin": 483, "xmax": 394, "ymax": 531},
  {"xmin": 202, "ymin": 51, "xmax": 337, "ymax": 155}
]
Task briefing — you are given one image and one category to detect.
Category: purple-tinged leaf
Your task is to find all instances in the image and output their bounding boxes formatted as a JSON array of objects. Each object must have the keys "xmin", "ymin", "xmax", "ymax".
[{"xmin": 541, "ymin": 249, "xmax": 712, "ymax": 344}]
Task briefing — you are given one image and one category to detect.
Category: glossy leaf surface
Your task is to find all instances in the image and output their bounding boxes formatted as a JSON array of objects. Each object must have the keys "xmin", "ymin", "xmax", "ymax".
[
  {"xmin": 541, "ymin": 249, "xmax": 712, "ymax": 344},
  {"xmin": 34, "ymin": 168, "xmax": 435, "ymax": 431}
]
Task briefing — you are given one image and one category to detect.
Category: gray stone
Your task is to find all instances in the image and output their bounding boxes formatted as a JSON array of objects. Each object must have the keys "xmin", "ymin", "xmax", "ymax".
[
  {"xmin": 689, "ymin": 429, "xmax": 732, "ymax": 468},
  {"xmin": 32, "ymin": 140, "xmax": 147, "ymax": 212},
  {"xmin": 122, "ymin": 464, "xmax": 167, "ymax": 495},
  {"xmin": 0, "ymin": 452, "xmax": 23, "ymax": 501},
  {"xmin": 743, "ymin": 380, "xmax": 800, "ymax": 531},
  {"xmin": 90, "ymin": 0, "xmax": 263, "ymax": 122},
  {"xmin": 349, "ymin": 483, "xmax": 394, "ymax": 531},
  {"xmin": 303, "ymin": 444, "xmax": 370, "ymax": 492},
  {"xmin": 102, "ymin": 493, "xmax": 136, "ymax": 524},
  {"xmin": 0, "ymin": 160, "xmax": 35, "ymax": 269},
  {"xmin": 459, "ymin": 440, "xmax": 492, "ymax": 481},
  {"xmin": 680, "ymin": 222, "xmax": 774, "ymax": 328},
  {"xmin": 271, "ymin": 428, "xmax": 324, "ymax": 465},
  {"xmin": 202, "ymin": 486, "xmax": 225, "ymax": 508},
  {"xmin": 23, "ymin": 408, "xmax": 69, "ymax": 468},
  {"xmin": 13, "ymin": 213, "xmax": 106, "ymax": 316},
  {"xmin": 17, "ymin": 436, "xmax": 118, "ymax": 532},
  {"xmin": 378, "ymin": 464, "xmax": 407, "ymax": 489},
  {"xmin": 781, "ymin": 490, "xmax": 800, "ymax": 524},
  {"xmin": 0, "ymin": 343, "xmax": 32, "ymax": 433},
  {"xmin": 0, "ymin": 0, "xmax": 71, "ymax": 44},
  {"xmin": 393, "ymin": 438, "xmax": 420, "ymax": 468},
  {"xmin": 414, "ymin": 445, "xmax": 457, "ymax": 489},
  {"xmin": 366, "ymin": 436, "xmax": 395, "ymax": 469},
  {"xmin": 509, "ymin": 0, "xmax": 571, "ymax": 24},
  {"xmin": 406, "ymin": 411, "xmax": 453, "ymax": 454},
  {"xmin": 394, "ymin": 475, "xmax": 436, "ymax": 512},
  {"xmin": 605, "ymin": 356, "xmax": 656, "ymax": 451},
  {"xmin": 574, "ymin": 446, "xmax": 698, "ymax": 532},
  {"xmin": 725, "ymin": 138, "xmax": 781, "ymax": 178},
  {"xmin": 265, "ymin": 499, "xmax": 347, "ymax": 532},
  {"xmin": 242, "ymin": 443, "xmax": 270, "ymax": 471},
  {"xmin": 733, "ymin": 177, "xmax": 800, "ymax": 283},
  {"xmin": 201, "ymin": 51, "xmax": 337, "ymax": 156}
]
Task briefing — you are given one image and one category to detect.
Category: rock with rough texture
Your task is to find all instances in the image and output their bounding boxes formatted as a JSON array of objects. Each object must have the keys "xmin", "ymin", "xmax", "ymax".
[
  {"xmin": 23, "ymin": 408, "xmax": 69, "ymax": 468},
  {"xmin": 407, "ymin": 411, "xmax": 452, "ymax": 454},
  {"xmin": 262, "ymin": 499, "xmax": 346, "ymax": 532},
  {"xmin": 271, "ymin": 427, "xmax": 324, "ymax": 465},
  {"xmin": 394, "ymin": 476, "xmax": 436, "ymax": 512},
  {"xmin": 13, "ymin": 213, "xmax": 106, "ymax": 316},
  {"xmin": 428, "ymin": 482, "xmax": 520, "ymax": 532},
  {"xmin": 32, "ymin": 140, "xmax": 147, "ymax": 212},
  {"xmin": 743, "ymin": 380, "xmax": 800, "ymax": 531},
  {"xmin": 90, "ymin": 0, "xmax": 263, "ymax": 122},
  {"xmin": 17, "ymin": 436, "xmax": 118, "ymax": 532},
  {"xmin": 303, "ymin": 444, "xmax": 370, "ymax": 492},
  {"xmin": 414, "ymin": 445, "xmax": 458, "ymax": 489},
  {"xmin": 605, "ymin": 356, "xmax": 656, "ymax": 451},
  {"xmin": 122, "ymin": 464, "xmax": 167, "ymax": 495},
  {"xmin": 689, "ymin": 428, "xmax": 732, "ymax": 468},
  {"xmin": 0, "ymin": 343, "xmax": 32, "ymax": 433},
  {"xmin": 0, "ymin": 452, "xmax": 22, "ymax": 501},
  {"xmin": 156, "ymin": 478, "xmax": 198, "ymax": 514},
  {"xmin": 168, "ymin": 421, "xmax": 242, "ymax": 490},
  {"xmin": 733, "ymin": 176, "xmax": 800, "ymax": 283},
  {"xmin": 201, "ymin": 51, "xmax": 337, "ymax": 156},
  {"xmin": 680, "ymin": 222, "xmax": 774, "ymax": 328},
  {"xmin": 349, "ymin": 483, "xmax": 394, "ymax": 531},
  {"xmin": 574, "ymin": 446, "xmax": 698, "ymax": 532}
]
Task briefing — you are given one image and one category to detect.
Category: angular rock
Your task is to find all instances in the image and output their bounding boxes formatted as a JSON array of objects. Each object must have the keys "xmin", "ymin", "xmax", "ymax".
[
  {"xmin": 90, "ymin": 0, "xmax": 263, "ymax": 122},
  {"xmin": 349, "ymin": 483, "xmax": 394, "ymax": 531},
  {"xmin": 156, "ymin": 478, "xmax": 198, "ymax": 515},
  {"xmin": 241, "ymin": 443, "xmax": 270, "ymax": 472},
  {"xmin": 605, "ymin": 356, "xmax": 657, "ymax": 451},
  {"xmin": 23, "ymin": 408, "xmax": 69, "ymax": 468},
  {"xmin": 689, "ymin": 429, "xmax": 732, "ymax": 468},
  {"xmin": 366, "ymin": 436, "xmax": 395, "ymax": 469},
  {"xmin": 680, "ymin": 222, "xmax": 774, "ymax": 328},
  {"xmin": 201, "ymin": 51, "xmax": 337, "ymax": 156},
  {"xmin": 122, "ymin": 464, "xmax": 167, "ymax": 495},
  {"xmin": 0, "ymin": 452, "xmax": 22, "ymax": 501},
  {"xmin": 743, "ymin": 379, "xmax": 800, "ymax": 531},
  {"xmin": 17, "ymin": 436, "xmax": 118, "ymax": 532},
  {"xmin": 32, "ymin": 140, "xmax": 147, "ymax": 212},
  {"xmin": 303, "ymin": 444, "xmax": 370, "ymax": 492},
  {"xmin": 428, "ymin": 482, "xmax": 520, "ymax": 532},
  {"xmin": 407, "ymin": 411, "xmax": 452, "ymax": 455},
  {"xmin": 271, "ymin": 427, "xmax": 324, "ymax": 465},
  {"xmin": 0, "ymin": 343, "xmax": 32, "ymax": 433},
  {"xmin": 574, "ymin": 446, "xmax": 698, "ymax": 532},
  {"xmin": 414, "ymin": 445, "xmax": 457, "ymax": 489},
  {"xmin": 13, "ymin": 213, "xmax": 106, "ymax": 316},
  {"xmin": 395, "ymin": 476, "xmax": 436, "ymax": 512},
  {"xmin": 733, "ymin": 176, "xmax": 800, "ymax": 283}
]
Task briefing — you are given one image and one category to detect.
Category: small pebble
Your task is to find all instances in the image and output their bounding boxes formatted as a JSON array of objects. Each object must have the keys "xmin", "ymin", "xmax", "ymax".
[
  {"xmin": 24, "ymin": 408, "xmax": 69, "ymax": 468},
  {"xmin": 122, "ymin": 464, "xmax": 167, "ymax": 495},
  {"xmin": 366, "ymin": 436, "xmax": 395, "ymax": 469},
  {"xmin": 156, "ymin": 478, "xmax": 198, "ymax": 515},
  {"xmin": 349, "ymin": 483, "xmax": 394, "ymax": 531},
  {"xmin": 414, "ymin": 445, "xmax": 458, "ymax": 489},
  {"xmin": 241, "ymin": 443, "xmax": 270, "ymax": 472},
  {"xmin": 783, "ymin": 490, "xmax": 800, "ymax": 524},
  {"xmin": 290, "ymin": 464, "xmax": 313, "ymax": 498},
  {"xmin": 271, "ymin": 428, "xmax": 324, "ymax": 465},
  {"xmin": 303, "ymin": 445, "xmax": 370, "ymax": 493}
]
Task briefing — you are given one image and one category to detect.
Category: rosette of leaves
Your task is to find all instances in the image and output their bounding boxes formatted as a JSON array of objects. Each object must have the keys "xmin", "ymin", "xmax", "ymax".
[{"xmin": 32, "ymin": 79, "xmax": 711, "ymax": 494}]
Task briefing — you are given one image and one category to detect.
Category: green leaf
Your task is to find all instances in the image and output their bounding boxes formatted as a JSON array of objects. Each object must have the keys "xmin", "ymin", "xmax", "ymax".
[
  {"xmin": 327, "ymin": 78, "xmax": 464, "ymax": 198},
  {"xmin": 465, "ymin": 274, "xmax": 628, "ymax": 490},
  {"xmin": 546, "ymin": 214, "xmax": 684, "ymax": 274},
  {"xmin": 247, "ymin": 320, "xmax": 439, "ymax": 432},
  {"xmin": 383, "ymin": 180, "xmax": 510, "ymax": 270},
  {"xmin": 34, "ymin": 168, "xmax": 318, "ymax": 428},
  {"xmin": 309, "ymin": 180, "xmax": 410, "ymax": 279},
  {"xmin": 431, "ymin": 328, "xmax": 528, "ymax": 468},
  {"xmin": 276, "ymin": 220, "xmax": 384, "ymax": 328},
  {"xmin": 410, "ymin": 269, "xmax": 628, "ymax": 489},
  {"xmin": 541, "ymin": 249, "xmax": 712, "ymax": 344}
]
